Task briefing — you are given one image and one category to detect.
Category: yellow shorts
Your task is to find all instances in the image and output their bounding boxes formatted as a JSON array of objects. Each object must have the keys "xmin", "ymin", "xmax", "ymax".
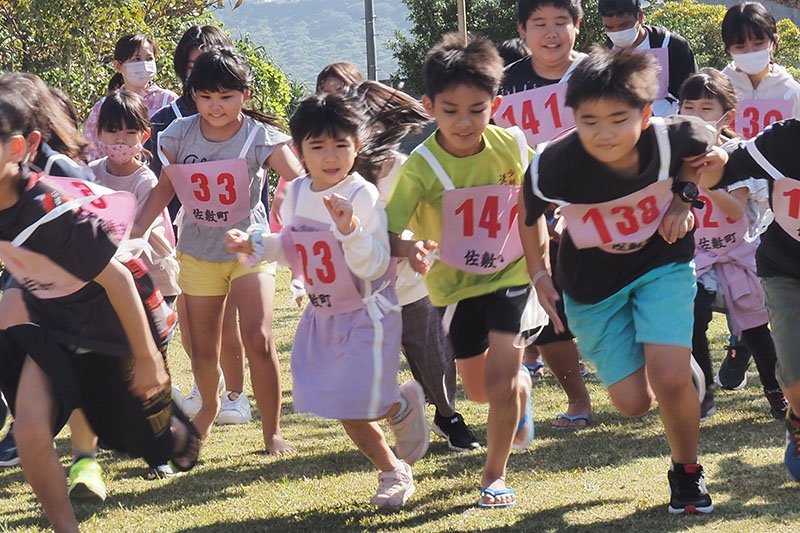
[{"xmin": 176, "ymin": 252, "xmax": 276, "ymax": 297}]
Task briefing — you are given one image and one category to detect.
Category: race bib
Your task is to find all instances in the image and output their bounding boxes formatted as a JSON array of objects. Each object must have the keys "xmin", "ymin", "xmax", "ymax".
[
  {"xmin": 771, "ymin": 177, "xmax": 800, "ymax": 242},
  {"xmin": 733, "ymin": 99, "xmax": 793, "ymax": 139},
  {"xmin": 642, "ymin": 47, "xmax": 669, "ymax": 99},
  {"xmin": 439, "ymin": 184, "xmax": 523, "ymax": 273},
  {"xmin": 558, "ymin": 179, "xmax": 673, "ymax": 253},
  {"xmin": 693, "ymin": 188, "xmax": 747, "ymax": 254},
  {"xmin": 493, "ymin": 82, "xmax": 574, "ymax": 147}
]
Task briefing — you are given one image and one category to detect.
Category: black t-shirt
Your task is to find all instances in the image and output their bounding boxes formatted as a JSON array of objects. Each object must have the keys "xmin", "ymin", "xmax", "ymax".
[
  {"xmin": 31, "ymin": 142, "xmax": 95, "ymax": 180},
  {"xmin": 523, "ymin": 115, "xmax": 716, "ymax": 303},
  {"xmin": 499, "ymin": 55, "xmax": 563, "ymax": 95},
  {"xmin": 0, "ymin": 172, "xmax": 157, "ymax": 356},
  {"xmin": 719, "ymin": 119, "xmax": 800, "ymax": 279}
]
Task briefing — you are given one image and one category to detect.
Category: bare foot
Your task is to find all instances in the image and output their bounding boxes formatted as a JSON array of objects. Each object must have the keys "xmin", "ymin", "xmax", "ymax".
[
  {"xmin": 265, "ymin": 434, "xmax": 296, "ymax": 455},
  {"xmin": 479, "ymin": 477, "xmax": 516, "ymax": 507},
  {"xmin": 192, "ymin": 402, "xmax": 220, "ymax": 440}
]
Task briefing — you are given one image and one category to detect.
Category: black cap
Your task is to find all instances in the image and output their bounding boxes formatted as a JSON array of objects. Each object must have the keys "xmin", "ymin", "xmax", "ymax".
[{"xmin": 598, "ymin": 0, "xmax": 650, "ymax": 16}]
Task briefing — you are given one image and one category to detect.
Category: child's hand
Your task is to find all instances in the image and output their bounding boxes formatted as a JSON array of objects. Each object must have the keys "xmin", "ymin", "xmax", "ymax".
[
  {"xmin": 226, "ymin": 229, "xmax": 254, "ymax": 254},
  {"xmin": 532, "ymin": 272, "xmax": 564, "ymax": 334},
  {"xmin": 323, "ymin": 193, "xmax": 356, "ymax": 235},
  {"xmin": 407, "ymin": 239, "xmax": 438, "ymax": 274},
  {"xmin": 683, "ymin": 146, "xmax": 728, "ymax": 189},
  {"xmin": 131, "ymin": 350, "xmax": 170, "ymax": 400},
  {"xmin": 658, "ymin": 196, "xmax": 695, "ymax": 244}
]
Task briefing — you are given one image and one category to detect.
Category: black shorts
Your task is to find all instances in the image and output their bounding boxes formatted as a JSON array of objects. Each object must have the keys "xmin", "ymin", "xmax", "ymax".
[
  {"xmin": 0, "ymin": 324, "xmax": 177, "ymax": 468},
  {"xmin": 437, "ymin": 284, "xmax": 529, "ymax": 359},
  {"xmin": 533, "ymin": 239, "xmax": 574, "ymax": 346}
]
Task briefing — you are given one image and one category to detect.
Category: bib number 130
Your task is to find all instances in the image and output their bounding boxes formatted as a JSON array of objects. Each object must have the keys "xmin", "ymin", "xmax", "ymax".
[
  {"xmin": 455, "ymin": 196, "xmax": 517, "ymax": 238},
  {"xmin": 191, "ymin": 172, "xmax": 237, "ymax": 205},
  {"xmin": 295, "ymin": 241, "xmax": 336, "ymax": 286}
]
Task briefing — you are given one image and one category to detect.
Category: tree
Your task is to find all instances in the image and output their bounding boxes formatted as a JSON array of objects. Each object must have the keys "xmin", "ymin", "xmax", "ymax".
[
  {"xmin": 0, "ymin": 0, "xmax": 297, "ymax": 123},
  {"xmin": 389, "ymin": 0, "xmax": 800, "ymax": 93}
]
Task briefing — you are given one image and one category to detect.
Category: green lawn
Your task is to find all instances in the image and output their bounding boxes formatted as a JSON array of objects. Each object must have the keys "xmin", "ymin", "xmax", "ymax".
[{"xmin": 0, "ymin": 269, "xmax": 797, "ymax": 532}]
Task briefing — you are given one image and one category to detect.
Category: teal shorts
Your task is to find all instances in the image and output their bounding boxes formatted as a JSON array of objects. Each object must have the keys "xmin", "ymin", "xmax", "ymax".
[{"xmin": 563, "ymin": 261, "xmax": 696, "ymax": 386}]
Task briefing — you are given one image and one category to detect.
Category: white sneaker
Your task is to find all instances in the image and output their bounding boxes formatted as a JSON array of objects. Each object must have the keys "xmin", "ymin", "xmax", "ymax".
[
  {"xmin": 182, "ymin": 376, "xmax": 225, "ymax": 418},
  {"xmin": 217, "ymin": 391, "xmax": 252, "ymax": 425},
  {"xmin": 369, "ymin": 461, "xmax": 415, "ymax": 509}
]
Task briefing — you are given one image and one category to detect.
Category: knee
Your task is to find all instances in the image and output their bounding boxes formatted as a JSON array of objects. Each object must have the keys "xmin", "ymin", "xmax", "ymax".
[
  {"xmin": 14, "ymin": 415, "xmax": 53, "ymax": 453},
  {"xmin": 651, "ymin": 371, "xmax": 691, "ymax": 400},
  {"xmin": 613, "ymin": 394, "xmax": 654, "ymax": 418},
  {"xmin": 462, "ymin": 381, "xmax": 488, "ymax": 404},
  {"xmin": 484, "ymin": 375, "xmax": 517, "ymax": 406},
  {"xmin": 240, "ymin": 326, "xmax": 272, "ymax": 356}
]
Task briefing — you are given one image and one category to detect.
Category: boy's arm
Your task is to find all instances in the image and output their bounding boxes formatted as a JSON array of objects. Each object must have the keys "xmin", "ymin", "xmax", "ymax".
[{"xmin": 93, "ymin": 259, "xmax": 168, "ymax": 399}]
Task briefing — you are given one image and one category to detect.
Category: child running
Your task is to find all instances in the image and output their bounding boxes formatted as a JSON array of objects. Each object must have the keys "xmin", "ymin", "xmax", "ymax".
[
  {"xmin": 521, "ymin": 48, "xmax": 717, "ymax": 514},
  {"xmin": 386, "ymin": 34, "xmax": 535, "ymax": 509},
  {"xmin": 678, "ymin": 69, "xmax": 787, "ymax": 421},
  {"xmin": 696, "ymin": 117, "xmax": 800, "ymax": 482},
  {"xmin": 226, "ymin": 92, "xmax": 430, "ymax": 509},
  {"xmin": 0, "ymin": 72, "xmax": 199, "ymax": 533},
  {"xmin": 133, "ymin": 47, "xmax": 301, "ymax": 453},
  {"xmin": 84, "ymin": 34, "xmax": 178, "ymax": 160}
]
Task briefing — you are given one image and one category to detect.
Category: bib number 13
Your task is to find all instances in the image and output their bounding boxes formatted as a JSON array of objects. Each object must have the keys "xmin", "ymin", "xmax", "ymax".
[
  {"xmin": 295, "ymin": 241, "xmax": 336, "ymax": 286},
  {"xmin": 455, "ymin": 196, "xmax": 518, "ymax": 238},
  {"xmin": 191, "ymin": 172, "xmax": 237, "ymax": 205}
]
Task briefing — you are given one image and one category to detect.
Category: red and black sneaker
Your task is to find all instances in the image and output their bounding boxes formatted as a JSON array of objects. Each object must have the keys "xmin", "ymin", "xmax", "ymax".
[{"xmin": 668, "ymin": 462, "xmax": 714, "ymax": 515}]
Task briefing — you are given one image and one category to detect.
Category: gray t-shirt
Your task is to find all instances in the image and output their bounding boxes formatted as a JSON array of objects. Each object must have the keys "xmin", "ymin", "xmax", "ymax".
[{"xmin": 159, "ymin": 114, "xmax": 289, "ymax": 262}]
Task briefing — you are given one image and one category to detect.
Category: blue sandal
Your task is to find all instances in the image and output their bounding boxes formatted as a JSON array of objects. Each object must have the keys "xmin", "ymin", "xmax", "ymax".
[
  {"xmin": 552, "ymin": 413, "xmax": 591, "ymax": 430},
  {"xmin": 523, "ymin": 362, "xmax": 545, "ymax": 378},
  {"xmin": 478, "ymin": 486, "xmax": 517, "ymax": 509}
]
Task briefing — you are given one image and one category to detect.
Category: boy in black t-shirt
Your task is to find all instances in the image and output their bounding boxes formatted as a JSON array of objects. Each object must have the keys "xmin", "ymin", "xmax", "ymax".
[
  {"xmin": 599, "ymin": 0, "xmax": 697, "ymax": 117},
  {"xmin": 520, "ymin": 48, "xmax": 717, "ymax": 514},
  {"xmin": 0, "ymin": 82, "xmax": 199, "ymax": 532}
]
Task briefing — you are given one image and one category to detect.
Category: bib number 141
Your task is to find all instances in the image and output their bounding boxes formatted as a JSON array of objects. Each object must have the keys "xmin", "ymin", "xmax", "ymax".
[{"xmin": 455, "ymin": 196, "xmax": 517, "ymax": 238}]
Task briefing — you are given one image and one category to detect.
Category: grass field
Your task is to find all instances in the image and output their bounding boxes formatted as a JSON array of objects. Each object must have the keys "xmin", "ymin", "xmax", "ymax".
[{"xmin": 0, "ymin": 269, "xmax": 797, "ymax": 532}]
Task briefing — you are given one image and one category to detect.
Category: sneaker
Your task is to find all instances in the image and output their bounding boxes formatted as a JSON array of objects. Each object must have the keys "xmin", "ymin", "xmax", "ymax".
[
  {"xmin": 68, "ymin": 457, "xmax": 106, "ymax": 503},
  {"xmin": 715, "ymin": 344, "xmax": 751, "ymax": 391},
  {"xmin": 0, "ymin": 425, "xmax": 19, "ymax": 467},
  {"xmin": 388, "ymin": 381, "xmax": 429, "ymax": 465},
  {"xmin": 700, "ymin": 390, "xmax": 717, "ymax": 422},
  {"xmin": 146, "ymin": 462, "xmax": 183, "ymax": 480},
  {"xmin": 785, "ymin": 411, "xmax": 800, "ymax": 482},
  {"xmin": 182, "ymin": 376, "xmax": 225, "ymax": 418},
  {"xmin": 667, "ymin": 463, "xmax": 713, "ymax": 514},
  {"xmin": 432, "ymin": 412, "xmax": 481, "ymax": 452},
  {"xmin": 369, "ymin": 461, "xmax": 415, "ymax": 509},
  {"xmin": 217, "ymin": 391, "xmax": 252, "ymax": 425},
  {"xmin": 766, "ymin": 389, "xmax": 789, "ymax": 421}
]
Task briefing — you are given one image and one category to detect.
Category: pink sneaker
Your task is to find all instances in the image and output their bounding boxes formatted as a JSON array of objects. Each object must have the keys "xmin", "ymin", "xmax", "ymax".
[
  {"xmin": 388, "ymin": 381, "xmax": 430, "ymax": 464},
  {"xmin": 370, "ymin": 461, "xmax": 415, "ymax": 509}
]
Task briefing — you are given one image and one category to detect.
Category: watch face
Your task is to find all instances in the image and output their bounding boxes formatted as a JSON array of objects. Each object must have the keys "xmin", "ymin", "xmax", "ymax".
[{"xmin": 684, "ymin": 181, "xmax": 699, "ymax": 197}]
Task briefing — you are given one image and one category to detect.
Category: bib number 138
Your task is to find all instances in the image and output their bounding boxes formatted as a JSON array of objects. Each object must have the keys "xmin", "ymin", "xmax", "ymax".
[{"xmin": 582, "ymin": 195, "xmax": 659, "ymax": 244}]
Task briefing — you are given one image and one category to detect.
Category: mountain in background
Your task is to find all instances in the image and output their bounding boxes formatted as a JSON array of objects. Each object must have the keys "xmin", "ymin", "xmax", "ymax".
[{"xmin": 214, "ymin": 0, "xmax": 412, "ymax": 89}]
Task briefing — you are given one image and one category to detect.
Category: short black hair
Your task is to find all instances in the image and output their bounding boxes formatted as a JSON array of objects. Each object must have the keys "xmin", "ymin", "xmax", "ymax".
[
  {"xmin": 289, "ymin": 93, "xmax": 365, "ymax": 152},
  {"xmin": 721, "ymin": 2, "xmax": 778, "ymax": 51},
  {"xmin": 597, "ymin": 0, "xmax": 643, "ymax": 18},
  {"xmin": 423, "ymin": 33, "xmax": 504, "ymax": 99},
  {"xmin": 518, "ymin": 0, "xmax": 584, "ymax": 25},
  {"xmin": 679, "ymin": 68, "xmax": 738, "ymax": 113},
  {"xmin": 566, "ymin": 47, "xmax": 659, "ymax": 110},
  {"xmin": 97, "ymin": 89, "xmax": 150, "ymax": 134},
  {"xmin": 497, "ymin": 38, "xmax": 531, "ymax": 67},
  {"xmin": 173, "ymin": 25, "xmax": 233, "ymax": 83}
]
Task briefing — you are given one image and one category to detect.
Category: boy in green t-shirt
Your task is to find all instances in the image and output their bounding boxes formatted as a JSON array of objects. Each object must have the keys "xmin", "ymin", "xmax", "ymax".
[{"xmin": 386, "ymin": 34, "xmax": 534, "ymax": 509}]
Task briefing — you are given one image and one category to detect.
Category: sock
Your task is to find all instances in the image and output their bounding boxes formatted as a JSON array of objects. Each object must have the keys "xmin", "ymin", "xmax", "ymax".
[
  {"xmin": 72, "ymin": 450, "xmax": 97, "ymax": 465},
  {"xmin": 389, "ymin": 396, "xmax": 409, "ymax": 424},
  {"xmin": 671, "ymin": 459, "xmax": 699, "ymax": 471}
]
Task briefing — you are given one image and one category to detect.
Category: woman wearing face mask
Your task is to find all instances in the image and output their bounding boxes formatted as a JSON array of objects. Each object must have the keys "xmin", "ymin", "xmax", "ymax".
[
  {"xmin": 83, "ymin": 34, "xmax": 178, "ymax": 161},
  {"xmin": 598, "ymin": 0, "xmax": 698, "ymax": 117},
  {"xmin": 721, "ymin": 3, "xmax": 800, "ymax": 140}
]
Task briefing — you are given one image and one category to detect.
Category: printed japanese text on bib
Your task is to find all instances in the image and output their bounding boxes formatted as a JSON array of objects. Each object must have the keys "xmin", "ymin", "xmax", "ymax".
[
  {"xmin": 558, "ymin": 179, "xmax": 674, "ymax": 253},
  {"xmin": 493, "ymin": 82, "xmax": 574, "ymax": 147},
  {"xmin": 642, "ymin": 48, "xmax": 669, "ymax": 99},
  {"xmin": 440, "ymin": 184, "xmax": 523, "ymax": 273},
  {"xmin": 733, "ymin": 99, "xmax": 793, "ymax": 139},
  {"xmin": 165, "ymin": 158, "xmax": 251, "ymax": 227},
  {"xmin": 693, "ymin": 188, "xmax": 747, "ymax": 254},
  {"xmin": 771, "ymin": 177, "xmax": 800, "ymax": 242},
  {"xmin": 281, "ymin": 220, "xmax": 365, "ymax": 315}
]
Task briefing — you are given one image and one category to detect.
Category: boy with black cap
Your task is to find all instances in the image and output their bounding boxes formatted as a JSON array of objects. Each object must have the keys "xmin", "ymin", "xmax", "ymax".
[{"xmin": 599, "ymin": 0, "xmax": 698, "ymax": 117}]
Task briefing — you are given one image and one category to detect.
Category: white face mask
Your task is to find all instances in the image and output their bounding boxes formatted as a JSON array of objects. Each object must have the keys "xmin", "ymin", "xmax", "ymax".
[
  {"xmin": 124, "ymin": 60, "xmax": 157, "ymax": 86},
  {"xmin": 704, "ymin": 111, "xmax": 731, "ymax": 133},
  {"xmin": 731, "ymin": 48, "xmax": 771, "ymax": 75},
  {"xmin": 606, "ymin": 25, "xmax": 640, "ymax": 48}
]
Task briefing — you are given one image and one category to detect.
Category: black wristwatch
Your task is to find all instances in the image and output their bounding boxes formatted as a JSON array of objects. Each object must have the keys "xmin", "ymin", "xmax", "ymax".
[{"xmin": 672, "ymin": 181, "xmax": 705, "ymax": 209}]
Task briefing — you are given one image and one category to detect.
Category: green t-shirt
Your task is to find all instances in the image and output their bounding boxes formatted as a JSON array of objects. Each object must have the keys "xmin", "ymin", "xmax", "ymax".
[{"xmin": 386, "ymin": 124, "xmax": 533, "ymax": 306}]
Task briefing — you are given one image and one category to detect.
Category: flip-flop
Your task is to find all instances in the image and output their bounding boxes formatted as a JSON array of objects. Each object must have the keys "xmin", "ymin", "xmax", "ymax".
[
  {"xmin": 551, "ymin": 413, "xmax": 591, "ymax": 430},
  {"xmin": 477, "ymin": 486, "xmax": 517, "ymax": 509},
  {"xmin": 523, "ymin": 362, "xmax": 545, "ymax": 379},
  {"xmin": 511, "ymin": 370, "xmax": 534, "ymax": 450}
]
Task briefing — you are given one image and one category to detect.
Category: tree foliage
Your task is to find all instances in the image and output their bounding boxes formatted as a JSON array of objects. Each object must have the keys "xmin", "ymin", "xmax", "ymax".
[
  {"xmin": 390, "ymin": 0, "xmax": 800, "ymax": 94},
  {"xmin": 0, "ymin": 0, "xmax": 296, "ymax": 123}
]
